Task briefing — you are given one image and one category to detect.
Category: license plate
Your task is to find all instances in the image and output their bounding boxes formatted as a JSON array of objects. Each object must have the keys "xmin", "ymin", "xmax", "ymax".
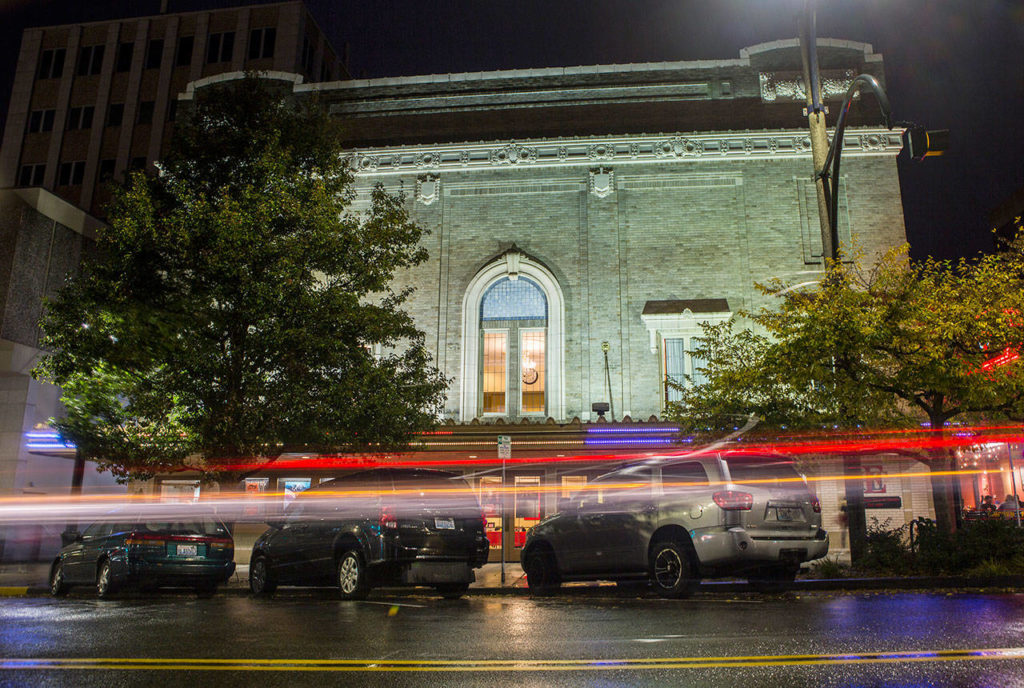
[
  {"xmin": 774, "ymin": 507, "xmax": 798, "ymax": 521},
  {"xmin": 434, "ymin": 518, "xmax": 455, "ymax": 530},
  {"xmin": 176, "ymin": 544, "xmax": 198, "ymax": 556}
]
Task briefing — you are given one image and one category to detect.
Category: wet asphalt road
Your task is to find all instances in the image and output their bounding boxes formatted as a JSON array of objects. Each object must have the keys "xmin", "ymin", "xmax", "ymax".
[{"xmin": 2, "ymin": 588, "xmax": 1024, "ymax": 687}]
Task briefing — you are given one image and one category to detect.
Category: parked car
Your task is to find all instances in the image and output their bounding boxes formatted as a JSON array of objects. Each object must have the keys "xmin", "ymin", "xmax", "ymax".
[
  {"xmin": 249, "ymin": 468, "xmax": 490, "ymax": 600},
  {"xmin": 521, "ymin": 453, "xmax": 828, "ymax": 597},
  {"xmin": 50, "ymin": 512, "xmax": 235, "ymax": 598}
]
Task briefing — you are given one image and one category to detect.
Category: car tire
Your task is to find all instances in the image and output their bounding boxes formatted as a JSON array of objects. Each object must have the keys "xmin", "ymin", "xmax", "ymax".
[
  {"xmin": 649, "ymin": 540, "xmax": 697, "ymax": 599},
  {"xmin": 435, "ymin": 582, "xmax": 470, "ymax": 600},
  {"xmin": 249, "ymin": 555, "xmax": 277, "ymax": 596},
  {"xmin": 336, "ymin": 549, "xmax": 370, "ymax": 600},
  {"xmin": 50, "ymin": 561, "xmax": 68, "ymax": 597},
  {"xmin": 523, "ymin": 546, "xmax": 561, "ymax": 597},
  {"xmin": 96, "ymin": 560, "xmax": 116, "ymax": 599},
  {"xmin": 748, "ymin": 566, "xmax": 798, "ymax": 594}
]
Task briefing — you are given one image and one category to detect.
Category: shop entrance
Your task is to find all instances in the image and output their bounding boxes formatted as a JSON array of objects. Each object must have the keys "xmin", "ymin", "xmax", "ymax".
[{"xmin": 479, "ymin": 473, "xmax": 544, "ymax": 563}]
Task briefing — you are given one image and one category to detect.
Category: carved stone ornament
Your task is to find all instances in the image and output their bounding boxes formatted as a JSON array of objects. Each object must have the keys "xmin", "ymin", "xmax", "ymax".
[
  {"xmin": 654, "ymin": 137, "xmax": 704, "ymax": 159},
  {"xmin": 504, "ymin": 248, "xmax": 521, "ymax": 280},
  {"xmin": 587, "ymin": 143, "xmax": 615, "ymax": 161},
  {"xmin": 859, "ymin": 133, "xmax": 885, "ymax": 151},
  {"xmin": 489, "ymin": 143, "xmax": 538, "ymax": 165},
  {"xmin": 414, "ymin": 151, "xmax": 441, "ymax": 168},
  {"xmin": 416, "ymin": 174, "xmax": 440, "ymax": 205},
  {"xmin": 357, "ymin": 155, "xmax": 380, "ymax": 171},
  {"xmin": 589, "ymin": 167, "xmax": 615, "ymax": 199}
]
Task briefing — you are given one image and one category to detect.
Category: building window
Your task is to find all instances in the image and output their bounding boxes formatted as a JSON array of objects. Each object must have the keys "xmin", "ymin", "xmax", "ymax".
[
  {"xmin": 98, "ymin": 159, "xmax": 116, "ymax": 181},
  {"xmin": 27, "ymin": 109, "xmax": 55, "ymax": 133},
  {"xmin": 206, "ymin": 32, "xmax": 235, "ymax": 64},
  {"xmin": 248, "ymin": 27, "xmax": 276, "ymax": 60},
  {"xmin": 116, "ymin": 42, "xmax": 133, "ymax": 72},
  {"xmin": 301, "ymin": 37, "xmax": 314, "ymax": 74},
  {"xmin": 176, "ymin": 36, "xmax": 194, "ymax": 67},
  {"xmin": 18, "ymin": 164, "xmax": 46, "ymax": 186},
  {"xmin": 481, "ymin": 331, "xmax": 508, "ymax": 414},
  {"xmin": 106, "ymin": 103, "xmax": 124, "ymax": 127},
  {"xmin": 461, "ymin": 251, "xmax": 565, "ymax": 422},
  {"xmin": 66, "ymin": 105, "xmax": 95, "ymax": 131},
  {"xmin": 77, "ymin": 45, "xmax": 105, "ymax": 76},
  {"xmin": 137, "ymin": 101, "xmax": 155, "ymax": 125},
  {"xmin": 145, "ymin": 39, "xmax": 164, "ymax": 69},
  {"xmin": 37, "ymin": 48, "xmax": 66, "ymax": 79},
  {"xmin": 520, "ymin": 329, "xmax": 546, "ymax": 414},
  {"xmin": 663, "ymin": 337, "xmax": 708, "ymax": 403},
  {"xmin": 478, "ymin": 276, "xmax": 548, "ymax": 417},
  {"xmin": 58, "ymin": 161, "xmax": 85, "ymax": 186}
]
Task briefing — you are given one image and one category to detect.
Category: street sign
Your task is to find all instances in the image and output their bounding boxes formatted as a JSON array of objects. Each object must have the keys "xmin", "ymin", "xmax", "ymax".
[{"xmin": 497, "ymin": 435, "xmax": 511, "ymax": 460}]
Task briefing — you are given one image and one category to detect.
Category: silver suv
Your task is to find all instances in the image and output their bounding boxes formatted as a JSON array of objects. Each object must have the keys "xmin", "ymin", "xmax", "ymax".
[{"xmin": 521, "ymin": 452, "xmax": 828, "ymax": 597}]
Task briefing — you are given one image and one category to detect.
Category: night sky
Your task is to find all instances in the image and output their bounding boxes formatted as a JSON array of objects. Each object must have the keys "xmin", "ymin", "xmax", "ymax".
[{"xmin": 2, "ymin": 0, "xmax": 1021, "ymax": 261}]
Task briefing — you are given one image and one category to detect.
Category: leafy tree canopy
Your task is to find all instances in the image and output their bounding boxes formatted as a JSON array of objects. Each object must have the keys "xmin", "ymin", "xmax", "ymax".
[
  {"xmin": 34, "ymin": 75, "xmax": 448, "ymax": 481},
  {"xmin": 666, "ymin": 242, "xmax": 1024, "ymax": 533}
]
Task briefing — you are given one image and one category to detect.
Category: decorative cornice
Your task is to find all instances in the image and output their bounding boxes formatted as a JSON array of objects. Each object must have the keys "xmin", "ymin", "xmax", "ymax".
[{"xmin": 345, "ymin": 128, "xmax": 903, "ymax": 177}]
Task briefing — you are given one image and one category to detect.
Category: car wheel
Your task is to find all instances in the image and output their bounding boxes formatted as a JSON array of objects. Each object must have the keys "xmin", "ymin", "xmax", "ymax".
[
  {"xmin": 96, "ymin": 560, "xmax": 116, "ymax": 599},
  {"xmin": 50, "ymin": 561, "xmax": 68, "ymax": 597},
  {"xmin": 249, "ymin": 555, "xmax": 277, "ymax": 596},
  {"xmin": 649, "ymin": 540, "xmax": 697, "ymax": 599},
  {"xmin": 748, "ymin": 566, "xmax": 798, "ymax": 594},
  {"xmin": 336, "ymin": 550, "xmax": 370, "ymax": 600},
  {"xmin": 523, "ymin": 546, "xmax": 561, "ymax": 597}
]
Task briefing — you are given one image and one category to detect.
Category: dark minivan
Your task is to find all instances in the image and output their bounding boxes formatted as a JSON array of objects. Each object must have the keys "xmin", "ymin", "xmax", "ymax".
[
  {"xmin": 50, "ymin": 513, "xmax": 235, "ymax": 597},
  {"xmin": 249, "ymin": 468, "xmax": 489, "ymax": 599}
]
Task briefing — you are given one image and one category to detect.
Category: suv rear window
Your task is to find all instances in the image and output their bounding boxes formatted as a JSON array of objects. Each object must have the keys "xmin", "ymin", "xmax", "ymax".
[
  {"xmin": 724, "ymin": 457, "xmax": 805, "ymax": 488},
  {"xmin": 137, "ymin": 518, "xmax": 228, "ymax": 536}
]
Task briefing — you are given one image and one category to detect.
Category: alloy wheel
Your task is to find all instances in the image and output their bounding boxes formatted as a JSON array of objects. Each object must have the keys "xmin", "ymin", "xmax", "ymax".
[
  {"xmin": 338, "ymin": 555, "xmax": 360, "ymax": 594},
  {"xmin": 654, "ymin": 548, "xmax": 683, "ymax": 588}
]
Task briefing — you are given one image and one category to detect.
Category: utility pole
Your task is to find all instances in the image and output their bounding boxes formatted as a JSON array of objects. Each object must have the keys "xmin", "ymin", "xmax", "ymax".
[{"xmin": 797, "ymin": 0, "xmax": 867, "ymax": 564}]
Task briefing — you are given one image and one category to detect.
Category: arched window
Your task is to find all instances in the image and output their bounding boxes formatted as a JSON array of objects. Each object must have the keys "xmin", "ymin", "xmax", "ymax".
[
  {"xmin": 479, "ymin": 277, "xmax": 547, "ymax": 415},
  {"xmin": 460, "ymin": 251, "xmax": 564, "ymax": 422}
]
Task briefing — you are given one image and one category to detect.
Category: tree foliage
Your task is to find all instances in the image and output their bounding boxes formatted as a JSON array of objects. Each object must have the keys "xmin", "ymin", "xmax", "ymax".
[
  {"xmin": 666, "ymin": 242, "xmax": 1024, "ymax": 534},
  {"xmin": 34, "ymin": 75, "xmax": 448, "ymax": 481}
]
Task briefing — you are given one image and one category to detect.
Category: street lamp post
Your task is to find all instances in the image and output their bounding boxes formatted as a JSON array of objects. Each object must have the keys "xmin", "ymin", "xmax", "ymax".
[{"xmin": 796, "ymin": 1, "xmax": 894, "ymax": 565}]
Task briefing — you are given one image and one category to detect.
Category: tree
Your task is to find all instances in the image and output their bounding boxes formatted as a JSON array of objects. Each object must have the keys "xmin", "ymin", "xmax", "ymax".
[
  {"xmin": 667, "ymin": 243, "xmax": 1024, "ymax": 537},
  {"xmin": 33, "ymin": 75, "xmax": 448, "ymax": 482}
]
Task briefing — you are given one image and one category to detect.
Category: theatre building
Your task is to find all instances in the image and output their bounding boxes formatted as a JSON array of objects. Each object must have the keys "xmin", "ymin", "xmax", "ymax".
[
  {"xmin": 199, "ymin": 37, "xmax": 922, "ymax": 563},
  {"xmin": 3, "ymin": 1, "xmax": 960, "ymax": 564}
]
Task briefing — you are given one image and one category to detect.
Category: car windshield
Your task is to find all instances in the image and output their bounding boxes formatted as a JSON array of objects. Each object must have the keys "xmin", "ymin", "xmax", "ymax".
[
  {"xmin": 137, "ymin": 517, "xmax": 228, "ymax": 536},
  {"xmin": 724, "ymin": 456, "xmax": 806, "ymax": 489}
]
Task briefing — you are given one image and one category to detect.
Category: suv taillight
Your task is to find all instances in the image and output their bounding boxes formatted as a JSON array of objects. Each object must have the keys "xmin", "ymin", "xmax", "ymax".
[
  {"xmin": 713, "ymin": 490, "xmax": 753, "ymax": 511},
  {"xmin": 379, "ymin": 506, "xmax": 398, "ymax": 531},
  {"xmin": 811, "ymin": 496, "xmax": 821, "ymax": 513}
]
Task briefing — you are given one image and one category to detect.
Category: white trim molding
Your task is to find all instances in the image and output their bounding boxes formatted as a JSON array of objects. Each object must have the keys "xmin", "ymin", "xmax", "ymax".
[
  {"xmin": 459, "ymin": 250, "xmax": 565, "ymax": 423},
  {"xmin": 345, "ymin": 127, "xmax": 903, "ymax": 177},
  {"xmin": 640, "ymin": 306, "xmax": 733, "ymax": 354}
]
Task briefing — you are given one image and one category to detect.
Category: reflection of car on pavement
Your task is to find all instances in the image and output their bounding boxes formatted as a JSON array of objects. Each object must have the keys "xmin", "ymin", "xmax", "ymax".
[
  {"xmin": 50, "ymin": 514, "xmax": 235, "ymax": 598},
  {"xmin": 249, "ymin": 468, "xmax": 490, "ymax": 600},
  {"xmin": 522, "ymin": 453, "xmax": 828, "ymax": 597}
]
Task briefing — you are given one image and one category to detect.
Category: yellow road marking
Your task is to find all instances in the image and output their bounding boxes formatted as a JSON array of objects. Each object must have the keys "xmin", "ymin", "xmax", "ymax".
[{"xmin": 2, "ymin": 648, "xmax": 1023, "ymax": 672}]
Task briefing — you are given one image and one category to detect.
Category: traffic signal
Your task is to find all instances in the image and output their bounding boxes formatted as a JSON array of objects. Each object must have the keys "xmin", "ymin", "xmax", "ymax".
[{"xmin": 902, "ymin": 126, "xmax": 949, "ymax": 160}]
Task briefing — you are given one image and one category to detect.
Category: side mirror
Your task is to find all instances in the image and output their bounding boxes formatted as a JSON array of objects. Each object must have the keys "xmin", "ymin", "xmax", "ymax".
[{"xmin": 60, "ymin": 530, "xmax": 82, "ymax": 547}]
